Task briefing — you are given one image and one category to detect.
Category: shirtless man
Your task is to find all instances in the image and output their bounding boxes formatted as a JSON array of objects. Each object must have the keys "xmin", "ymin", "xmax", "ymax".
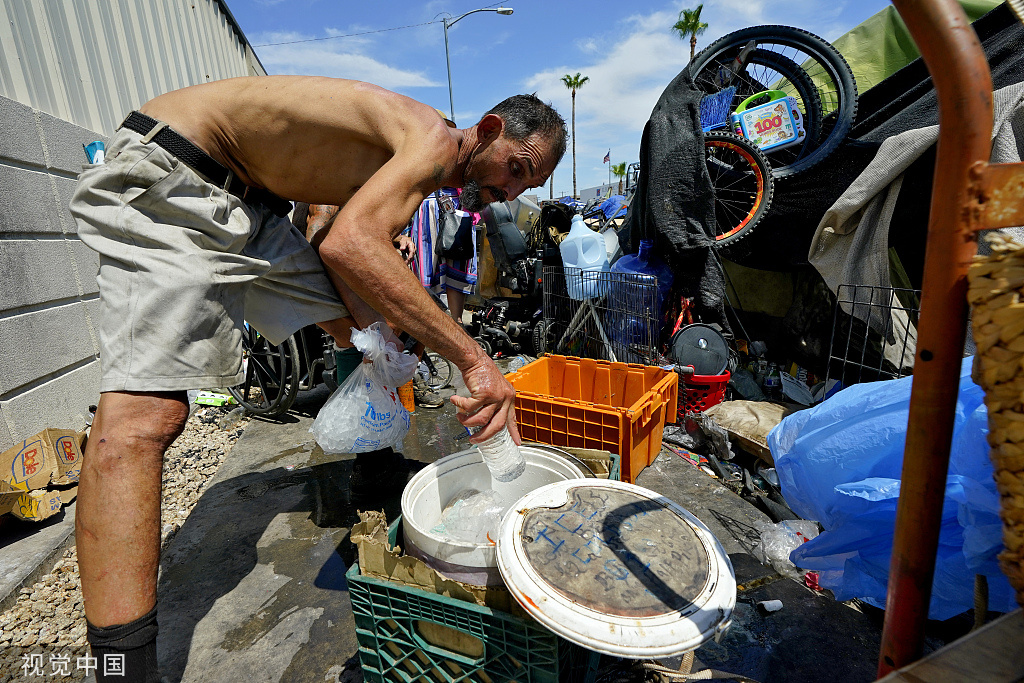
[{"xmin": 69, "ymin": 75, "xmax": 565, "ymax": 682}]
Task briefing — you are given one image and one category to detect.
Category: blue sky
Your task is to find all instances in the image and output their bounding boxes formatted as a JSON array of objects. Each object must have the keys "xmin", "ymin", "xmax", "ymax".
[{"xmin": 225, "ymin": 0, "xmax": 893, "ymax": 197}]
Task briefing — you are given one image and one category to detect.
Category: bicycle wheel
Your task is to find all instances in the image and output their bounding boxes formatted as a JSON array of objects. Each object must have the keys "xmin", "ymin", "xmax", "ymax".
[
  {"xmin": 228, "ymin": 325, "xmax": 300, "ymax": 417},
  {"xmin": 423, "ymin": 351, "xmax": 454, "ymax": 391},
  {"xmin": 531, "ymin": 319, "xmax": 553, "ymax": 355},
  {"xmin": 690, "ymin": 25, "xmax": 857, "ymax": 179},
  {"xmin": 704, "ymin": 130, "xmax": 774, "ymax": 248},
  {"xmin": 475, "ymin": 337, "xmax": 493, "ymax": 357}
]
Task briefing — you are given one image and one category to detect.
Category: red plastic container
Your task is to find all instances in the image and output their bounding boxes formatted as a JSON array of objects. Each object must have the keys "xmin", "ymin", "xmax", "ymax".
[
  {"xmin": 679, "ymin": 371, "xmax": 730, "ymax": 417},
  {"xmin": 505, "ymin": 355, "xmax": 678, "ymax": 484}
]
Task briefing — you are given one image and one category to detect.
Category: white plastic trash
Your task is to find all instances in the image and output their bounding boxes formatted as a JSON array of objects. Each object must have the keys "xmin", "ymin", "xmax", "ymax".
[
  {"xmin": 560, "ymin": 214, "xmax": 610, "ymax": 300},
  {"xmin": 495, "ymin": 479, "xmax": 736, "ymax": 658}
]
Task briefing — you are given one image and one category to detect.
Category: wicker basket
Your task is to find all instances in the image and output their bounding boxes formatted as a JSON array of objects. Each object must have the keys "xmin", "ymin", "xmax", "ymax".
[{"xmin": 967, "ymin": 232, "xmax": 1024, "ymax": 607}]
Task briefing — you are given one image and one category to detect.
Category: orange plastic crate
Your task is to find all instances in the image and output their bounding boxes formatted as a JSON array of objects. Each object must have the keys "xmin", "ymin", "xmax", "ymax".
[{"xmin": 506, "ymin": 355, "xmax": 678, "ymax": 483}]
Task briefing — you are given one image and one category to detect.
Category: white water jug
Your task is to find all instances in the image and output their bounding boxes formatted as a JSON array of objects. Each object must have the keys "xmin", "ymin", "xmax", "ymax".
[{"xmin": 559, "ymin": 214, "xmax": 610, "ymax": 300}]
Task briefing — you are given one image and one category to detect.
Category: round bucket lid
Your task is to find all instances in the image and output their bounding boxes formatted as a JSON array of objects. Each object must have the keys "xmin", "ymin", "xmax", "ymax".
[
  {"xmin": 670, "ymin": 323, "xmax": 729, "ymax": 376},
  {"xmin": 496, "ymin": 479, "xmax": 735, "ymax": 658}
]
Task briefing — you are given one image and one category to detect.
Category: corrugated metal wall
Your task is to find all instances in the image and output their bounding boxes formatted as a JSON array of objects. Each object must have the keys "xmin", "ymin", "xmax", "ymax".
[{"xmin": 0, "ymin": 0, "xmax": 265, "ymax": 135}]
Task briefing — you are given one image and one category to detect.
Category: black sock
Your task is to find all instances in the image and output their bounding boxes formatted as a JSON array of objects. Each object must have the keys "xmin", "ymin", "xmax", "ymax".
[{"xmin": 86, "ymin": 605, "xmax": 159, "ymax": 683}]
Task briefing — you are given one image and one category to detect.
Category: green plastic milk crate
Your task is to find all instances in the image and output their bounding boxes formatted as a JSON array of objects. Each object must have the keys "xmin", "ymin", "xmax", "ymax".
[{"xmin": 347, "ymin": 520, "xmax": 601, "ymax": 683}]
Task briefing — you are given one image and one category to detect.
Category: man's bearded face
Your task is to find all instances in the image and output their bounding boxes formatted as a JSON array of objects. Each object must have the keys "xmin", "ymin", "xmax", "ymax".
[{"xmin": 460, "ymin": 180, "xmax": 507, "ymax": 212}]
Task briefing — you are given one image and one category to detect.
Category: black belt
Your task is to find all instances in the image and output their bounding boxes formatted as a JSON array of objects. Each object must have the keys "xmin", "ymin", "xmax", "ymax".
[{"xmin": 119, "ymin": 111, "xmax": 292, "ymax": 217}]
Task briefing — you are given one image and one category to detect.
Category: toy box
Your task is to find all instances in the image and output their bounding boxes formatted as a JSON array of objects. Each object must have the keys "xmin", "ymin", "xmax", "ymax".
[{"xmin": 731, "ymin": 90, "xmax": 807, "ymax": 152}]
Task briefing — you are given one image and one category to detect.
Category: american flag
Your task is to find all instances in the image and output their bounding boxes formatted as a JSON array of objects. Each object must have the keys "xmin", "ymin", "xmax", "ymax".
[{"xmin": 602, "ymin": 150, "xmax": 610, "ymax": 164}]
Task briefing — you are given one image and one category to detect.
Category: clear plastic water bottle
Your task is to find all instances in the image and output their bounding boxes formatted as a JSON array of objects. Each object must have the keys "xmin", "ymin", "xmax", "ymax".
[
  {"xmin": 506, "ymin": 355, "xmax": 530, "ymax": 373},
  {"xmin": 475, "ymin": 426, "xmax": 526, "ymax": 482}
]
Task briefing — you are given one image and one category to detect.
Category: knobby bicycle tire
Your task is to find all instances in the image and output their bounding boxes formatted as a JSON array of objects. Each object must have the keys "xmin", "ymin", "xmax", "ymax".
[
  {"xmin": 690, "ymin": 25, "xmax": 857, "ymax": 179},
  {"xmin": 704, "ymin": 130, "xmax": 774, "ymax": 248}
]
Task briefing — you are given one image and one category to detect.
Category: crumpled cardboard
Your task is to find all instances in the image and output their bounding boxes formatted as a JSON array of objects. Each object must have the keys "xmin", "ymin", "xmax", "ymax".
[
  {"xmin": 6, "ymin": 487, "xmax": 78, "ymax": 522},
  {"xmin": 562, "ymin": 447, "xmax": 614, "ymax": 479},
  {"xmin": 0, "ymin": 429, "xmax": 84, "ymax": 521},
  {"xmin": 1, "ymin": 429, "xmax": 83, "ymax": 490},
  {"xmin": 0, "ymin": 480, "xmax": 22, "ymax": 517},
  {"xmin": 351, "ymin": 510, "xmax": 529, "ymax": 620}
]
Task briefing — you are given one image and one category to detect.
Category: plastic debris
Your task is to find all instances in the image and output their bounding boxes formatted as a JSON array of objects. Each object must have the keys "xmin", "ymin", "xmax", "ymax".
[
  {"xmin": 218, "ymin": 406, "xmax": 246, "ymax": 430},
  {"xmin": 770, "ymin": 356, "xmax": 1018, "ymax": 619},
  {"xmin": 753, "ymin": 519, "xmax": 820, "ymax": 580},
  {"xmin": 310, "ymin": 323, "xmax": 417, "ymax": 453},
  {"xmin": 430, "ymin": 488, "xmax": 509, "ymax": 544}
]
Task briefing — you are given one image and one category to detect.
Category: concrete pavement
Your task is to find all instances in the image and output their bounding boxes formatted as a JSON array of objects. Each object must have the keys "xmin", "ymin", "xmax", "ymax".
[
  {"xmin": 153, "ymin": 375, "xmax": 888, "ymax": 683},
  {"xmin": 156, "ymin": 383, "xmax": 468, "ymax": 682}
]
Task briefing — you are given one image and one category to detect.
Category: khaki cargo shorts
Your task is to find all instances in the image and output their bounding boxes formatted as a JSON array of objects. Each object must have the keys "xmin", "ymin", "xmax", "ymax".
[{"xmin": 70, "ymin": 127, "xmax": 349, "ymax": 393}]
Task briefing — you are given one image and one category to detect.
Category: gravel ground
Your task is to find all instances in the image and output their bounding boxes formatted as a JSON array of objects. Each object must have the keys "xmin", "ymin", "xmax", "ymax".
[{"xmin": 0, "ymin": 405, "xmax": 249, "ymax": 682}]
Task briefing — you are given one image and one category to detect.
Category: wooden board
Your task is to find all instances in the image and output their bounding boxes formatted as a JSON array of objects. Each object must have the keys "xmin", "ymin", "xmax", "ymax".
[{"xmin": 879, "ymin": 609, "xmax": 1024, "ymax": 682}]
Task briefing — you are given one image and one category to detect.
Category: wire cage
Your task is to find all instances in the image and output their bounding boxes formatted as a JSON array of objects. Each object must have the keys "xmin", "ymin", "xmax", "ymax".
[
  {"xmin": 826, "ymin": 284, "xmax": 921, "ymax": 388},
  {"xmin": 541, "ymin": 266, "xmax": 661, "ymax": 365}
]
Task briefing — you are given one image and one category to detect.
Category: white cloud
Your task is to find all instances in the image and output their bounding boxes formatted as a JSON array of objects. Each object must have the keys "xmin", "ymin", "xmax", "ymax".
[
  {"xmin": 253, "ymin": 31, "xmax": 440, "ymax": 88},
  {"xmin": 525, "ymin": 0, "xmax": 862, "ymax": 192},
  {"xmin": 712, "ymin": 0, "xmax": 768, "ymax": 26}
]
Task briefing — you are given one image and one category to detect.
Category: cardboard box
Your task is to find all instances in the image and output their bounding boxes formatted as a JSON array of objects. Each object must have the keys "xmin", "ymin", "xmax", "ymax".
[
  {"xmin": 0, "ymin": 480, "xmax": 22, "ymax": 517},
  {"xmin": 0, "ymin": 429, "xmax": 84, "ymax": 522},
  {"xmin": 1, "ymin": 429, "xmax": 83, "ymax": 492},
  {"xmin": 351, "ymin": 510, "xmax": 528, "ymax": 619},
  {"xmin": 7, "ymin": 486, "xmax": 78, "ymax": 522}
]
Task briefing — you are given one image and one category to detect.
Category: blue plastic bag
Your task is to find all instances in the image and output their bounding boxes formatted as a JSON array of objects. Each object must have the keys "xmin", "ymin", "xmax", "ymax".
[{"xmin": 768, "ymin": 357, "xmax": 1015, "ymax": 619}]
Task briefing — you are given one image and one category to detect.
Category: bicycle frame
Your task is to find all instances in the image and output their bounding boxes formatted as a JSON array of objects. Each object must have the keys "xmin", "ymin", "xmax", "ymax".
[{"xmin": 295, "ymin": 325, "xmax": 334, "ymax": 392}]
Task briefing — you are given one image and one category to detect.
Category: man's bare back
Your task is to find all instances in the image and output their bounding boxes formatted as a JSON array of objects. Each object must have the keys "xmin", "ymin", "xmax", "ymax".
[
  {"xmin": 140, "ymin": 76, "xmax": 454, "ymax": 208},
  {"xmin": 71, "ymin": 81, "xmax": 566, "ymax": 680}
]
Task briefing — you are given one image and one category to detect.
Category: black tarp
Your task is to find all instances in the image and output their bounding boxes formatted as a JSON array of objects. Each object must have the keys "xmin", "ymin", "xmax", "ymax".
[{"xmin": 618, "ymin": 68, "xmax": 731, "ymax": 333}]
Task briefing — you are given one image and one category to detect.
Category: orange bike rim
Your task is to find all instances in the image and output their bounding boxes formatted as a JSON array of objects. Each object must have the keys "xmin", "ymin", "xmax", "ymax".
[{"xmin": 706, "ymin": 139, "xmax": 765, "ymax": 240}]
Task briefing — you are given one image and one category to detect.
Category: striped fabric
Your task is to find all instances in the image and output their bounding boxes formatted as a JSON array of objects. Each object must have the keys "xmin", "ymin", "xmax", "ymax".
[{"xmin": 407, "ymin": 189, "xmax": 478, "ymax": 295}]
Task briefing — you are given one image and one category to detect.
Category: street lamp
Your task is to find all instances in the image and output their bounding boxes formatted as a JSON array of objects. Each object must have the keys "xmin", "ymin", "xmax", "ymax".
[{"xmin": 442, "ymin": 7, "xmax": 513, "ymax": 121}]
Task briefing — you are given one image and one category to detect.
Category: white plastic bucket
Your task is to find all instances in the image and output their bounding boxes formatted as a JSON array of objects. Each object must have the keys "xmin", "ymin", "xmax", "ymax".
[{"xmin": 401, "ymin": 444, "xmax": 587, "ymax": 586}]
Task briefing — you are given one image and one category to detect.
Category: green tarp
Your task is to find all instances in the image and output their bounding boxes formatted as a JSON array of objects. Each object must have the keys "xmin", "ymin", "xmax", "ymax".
[{"xmin": 832, "ymin": 0, "xmax": 1002, "ymax": 93}]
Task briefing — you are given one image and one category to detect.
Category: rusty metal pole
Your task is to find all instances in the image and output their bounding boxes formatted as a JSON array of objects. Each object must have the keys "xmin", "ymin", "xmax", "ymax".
[{"xmin": 878, "ymin": 0, "xmax": 992, "ymax": 676}]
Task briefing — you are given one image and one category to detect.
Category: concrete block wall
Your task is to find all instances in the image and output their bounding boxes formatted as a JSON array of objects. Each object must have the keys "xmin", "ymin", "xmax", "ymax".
[{"xmin": 0, "ymin": 94, "xmax": 105, "ymax": 452}]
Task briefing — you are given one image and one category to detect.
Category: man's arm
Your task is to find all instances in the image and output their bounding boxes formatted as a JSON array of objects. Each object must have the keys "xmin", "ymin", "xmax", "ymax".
[
  {"xmin": 305, "ymin": 204, "xmax": 340, "ymax": 244},
  {"xmin": 317, "ymin": 137, "xmax": 519, "ymax": 444},
  {"xmin": 307, "ymin": 204, "xmax": 388, "ymax": 332}
]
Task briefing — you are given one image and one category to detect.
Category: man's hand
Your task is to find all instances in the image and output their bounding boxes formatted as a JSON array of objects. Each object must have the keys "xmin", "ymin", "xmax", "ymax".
[
  {"xmin": 450, "ymin": 358, "xmax": 521, "ymax": 445},
  {"xmin": 394, "ymin": 234, "xmax": 416, "ymax": 266}
]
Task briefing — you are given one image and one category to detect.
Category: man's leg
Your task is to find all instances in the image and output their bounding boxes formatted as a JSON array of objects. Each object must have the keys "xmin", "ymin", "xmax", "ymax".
[
  {"xmin": 317, "ymin": 316, "xmax": 358, "ymax": 348},
  {"xmin": 446, "ymin": 288, "xmax": 467, "ymax": 326},
  {"xmin": 77, "ymin": 391, "xmax": 189, "ymax": 681}
]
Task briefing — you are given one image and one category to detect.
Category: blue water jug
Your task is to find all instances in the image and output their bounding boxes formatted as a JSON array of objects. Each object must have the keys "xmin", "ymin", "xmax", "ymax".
[
  {"xmin": 611, "ymin": 239, "xmax": 674, "ymax": 311},
  {"xmin": 559, "ymin": 214, "xmax": 610, "ymax": 300},
  {"xmin": 606, "ymin": 240, "xmax": 674, "ymax": 361}
]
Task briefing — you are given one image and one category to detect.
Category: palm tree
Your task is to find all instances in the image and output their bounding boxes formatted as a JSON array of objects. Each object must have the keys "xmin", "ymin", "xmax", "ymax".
[
  {"xmin": 561, "ymin": 72, "xmax": 589, "ymax": 199},
  {"xmin": 610, "ymin": 162, "xmax": 627, "ymax": 195},
  {"xmin": 672, "ymin": 4, "xmax": 708, "ymax": 62}
]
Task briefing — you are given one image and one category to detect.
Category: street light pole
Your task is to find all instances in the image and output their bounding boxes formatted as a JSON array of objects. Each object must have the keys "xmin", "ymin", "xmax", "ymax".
[{"xmin": 442, "ymin": 7, "xmax": 513, "ymax": 121}]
